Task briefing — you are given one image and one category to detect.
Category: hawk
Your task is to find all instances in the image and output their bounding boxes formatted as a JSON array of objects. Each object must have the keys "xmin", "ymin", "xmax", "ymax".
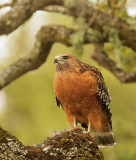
[{"xmin": 54, "ymin": 53, "xmax": 116, "ymax": 147}]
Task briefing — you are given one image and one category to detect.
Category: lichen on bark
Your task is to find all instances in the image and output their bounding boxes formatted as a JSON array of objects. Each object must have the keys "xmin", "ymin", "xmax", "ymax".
[{"xmin": 0, "ymin": 126, "xmax": 104, "ymax": 160}]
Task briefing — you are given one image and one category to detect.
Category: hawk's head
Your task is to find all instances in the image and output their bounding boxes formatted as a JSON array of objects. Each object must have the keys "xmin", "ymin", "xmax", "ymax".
[{"xmin": 54, "ymin": 53, "xmax": 79, "ymax": 71}]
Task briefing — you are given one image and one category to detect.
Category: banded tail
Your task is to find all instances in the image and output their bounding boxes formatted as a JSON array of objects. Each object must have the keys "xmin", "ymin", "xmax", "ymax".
[{"xmin": 92, "ymin": 131, "xmax": 116, "ymax": 147}]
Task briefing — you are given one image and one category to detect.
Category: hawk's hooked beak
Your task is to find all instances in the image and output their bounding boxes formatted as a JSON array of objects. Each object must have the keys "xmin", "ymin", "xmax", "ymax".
[
  {"xmin": 54, "ymin": 56, "xmax": 61, "ymax": 64},
  {"xmin": 54, "ymin": 58, "xmax": 58, "ymax": 64}
]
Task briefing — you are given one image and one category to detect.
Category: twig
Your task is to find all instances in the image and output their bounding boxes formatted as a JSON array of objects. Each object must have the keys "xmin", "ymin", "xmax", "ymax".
[
  {"xmin": 0, "ymin": 3, "xmax": 12, "ymax": 9},
  {"xmin": 86, "ymin": 9, "xmax": 98, "ymax": 29}
]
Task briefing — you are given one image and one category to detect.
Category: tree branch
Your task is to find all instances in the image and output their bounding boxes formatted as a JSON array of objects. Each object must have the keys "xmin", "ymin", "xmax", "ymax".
[
  {"xmin": 43, "ymin": 0, "xmax": 136, "ymax": 51},
  {"xmin": 92, "ymin": 43, "xmax": 136, "ymax": 83},
  {"xmin": 0, "ymin": 0, "xmax": 18, "ymax": 8},
  {"xmin": 1, "ymin": 0, "xmax": 136, "ymax": 52},
  {"xmin": 0, "ymin": 126, "xmax": 104, "ymax": 159},
  {"xmin": 0, "ymin": 0, "xmax": 63, "ymax": 35},
  {"xmin": 43, "ymin": 5, "xmax": 70, "ymax": 14},
  {"xmin": 0, "ymin": 3, "xmax": 12, "ymax": 9},
  {"xmin": 0, "ymin": 25, "xmax": 74, "ymax": 90}
]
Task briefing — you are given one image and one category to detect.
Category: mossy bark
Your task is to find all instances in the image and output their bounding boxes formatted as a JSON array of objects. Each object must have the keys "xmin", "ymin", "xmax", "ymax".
[{"xmin": 0, "ymin": 127, "xmax": 104, "ymax": 160}]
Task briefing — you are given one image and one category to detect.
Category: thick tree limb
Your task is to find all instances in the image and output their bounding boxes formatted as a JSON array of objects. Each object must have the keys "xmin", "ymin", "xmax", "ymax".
[
  {"xmin": 92, "ymin": 44, "xmax": 136, "ymax": 83},
  {"xmin": 0, "ymin": 127, "xmax": 104, "ymax": 159},
  {"xmin": 0, "ymin": 25, "xmax": 74, "ymax": 90}
]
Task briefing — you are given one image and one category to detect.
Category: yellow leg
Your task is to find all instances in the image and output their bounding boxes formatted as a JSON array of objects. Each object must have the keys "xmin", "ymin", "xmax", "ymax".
[
  {"xmin": 73, "ymin": 120, "xmax": 76, "ymax": 128},
  {"xmin": 87, "ymin": 121, "xmax": 91, "ymax": 133}
]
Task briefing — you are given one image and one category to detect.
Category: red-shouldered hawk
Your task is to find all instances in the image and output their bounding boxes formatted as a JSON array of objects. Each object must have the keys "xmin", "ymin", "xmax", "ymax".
[{"xmin": 54, "ymin": 53, "xmax": 116, "ymax": 147}]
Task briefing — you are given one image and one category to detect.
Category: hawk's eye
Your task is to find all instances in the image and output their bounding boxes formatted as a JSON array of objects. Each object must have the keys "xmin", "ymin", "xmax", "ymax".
[{"xmin": 63, "ymin": 56, "xmax": 68, "ymax": 59}]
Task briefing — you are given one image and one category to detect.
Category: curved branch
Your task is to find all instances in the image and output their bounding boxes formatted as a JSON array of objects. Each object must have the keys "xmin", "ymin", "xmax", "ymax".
[
  {"xmin": 92, "ymin": 43, "xmax": 136, "ymax": 83},
  {"xmin": 0, "ymin": 25, "xmax": 74, "ymax": 90}
]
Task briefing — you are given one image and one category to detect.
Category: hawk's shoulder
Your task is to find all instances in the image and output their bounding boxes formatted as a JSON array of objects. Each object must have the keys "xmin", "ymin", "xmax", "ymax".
[{"xmin": 79, "ymin": 62, "xmax": 104, "ymax": 79}]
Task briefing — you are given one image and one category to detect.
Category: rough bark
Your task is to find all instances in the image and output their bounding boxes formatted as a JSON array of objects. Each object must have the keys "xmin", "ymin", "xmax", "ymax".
[{"xmin": 0, "ymin": 127, "xmax": 104, "ymax": 160}]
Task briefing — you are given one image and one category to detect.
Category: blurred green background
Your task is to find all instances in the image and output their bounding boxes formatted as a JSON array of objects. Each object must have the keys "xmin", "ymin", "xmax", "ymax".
[{"xmin": 0, "ymin": 7, "xmax": 136, "ymax": 160}]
